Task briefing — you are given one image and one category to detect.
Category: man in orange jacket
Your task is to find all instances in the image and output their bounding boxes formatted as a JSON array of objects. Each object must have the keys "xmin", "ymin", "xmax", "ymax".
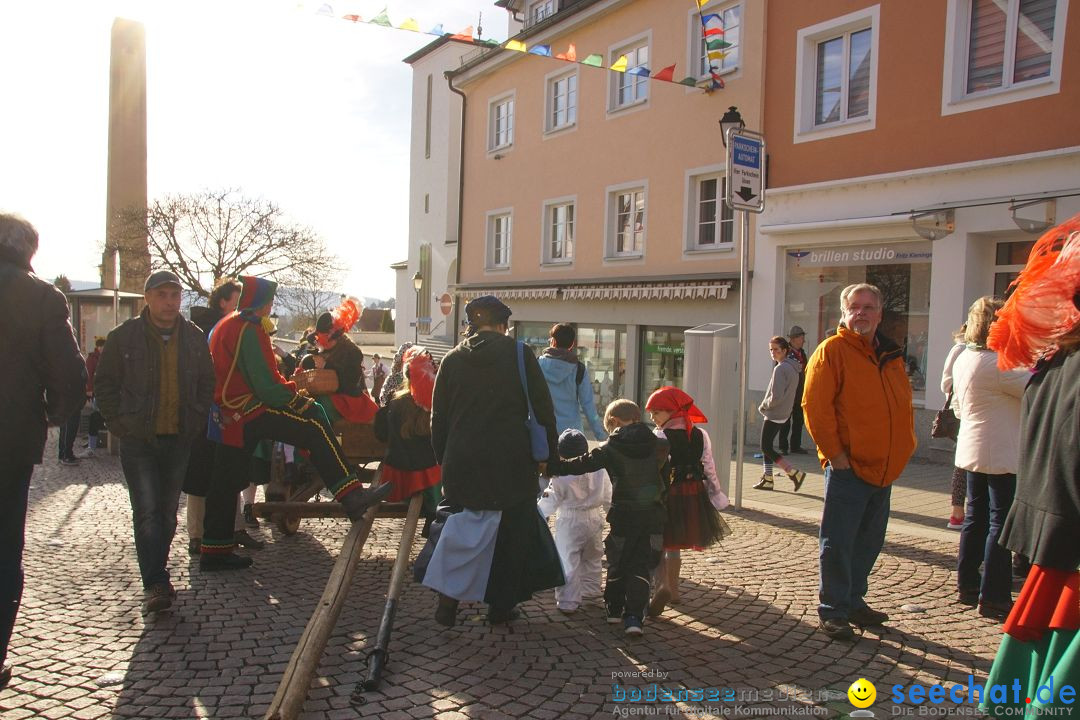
[{"xmin": 803, "ymin": 283, "xmax": 916, "ymax": 640}]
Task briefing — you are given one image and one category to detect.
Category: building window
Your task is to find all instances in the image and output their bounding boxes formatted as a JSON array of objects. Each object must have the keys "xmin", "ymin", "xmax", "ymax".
[
  {"xmin": 424, "ymin": 74, "xmax": 432, "ymax": 159},
  {"xmin": 544, "ymin": 200, "xmax": 575, "ymax": 264},
  {"xmin": 607, "ymin": 185, "xmax": 646, "ymax": 258},
  {"xmin": 994, "ymin": 239, "xmax": 1035, "ymax": 297},
  {"xmin": 487, "ymin": 212, "xmax": 512, "ymax": 269},
  {"xmin": 527, "ymin": 0, "xmax": 556, "ymax": 28},
  {"xmin": 611, "ymin": 40, "xmax": 649, "ymax": 110},
  {"xmin": 693, "ymin": 2, "xmax": 741, "ymax": 79},
  {"xmin": 546, "ymin": 70, "xmax": 578, "ymax": 132},
  {"xmin": 689, "ymin": 173, "xmax": 734, "ymax": 249},
  {"xmin": 794, "ymin": 6, "xmax": 879, "ymax": 142},
  {"xmin": 489, "ymin": 94, "xmax": 514, "ymax": 151},
  {"xmin": 942, "ymin": 0, "xmax": 1066, "ymax": 114}
]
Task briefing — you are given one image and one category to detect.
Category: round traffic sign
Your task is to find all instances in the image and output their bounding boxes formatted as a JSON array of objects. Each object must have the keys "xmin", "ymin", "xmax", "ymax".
[{"xmin": 439, "ymin": 293, "xmax": 453, "ymax": 316}]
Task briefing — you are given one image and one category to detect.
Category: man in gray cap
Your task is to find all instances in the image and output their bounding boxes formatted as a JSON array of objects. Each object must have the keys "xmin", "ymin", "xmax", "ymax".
[
  {"xmin": 779, "ymin": 325, "xmax": 810, "ymax": 454},
  {"xmin": 94, "ymin": 270, "xmax": 216, "ymax": 614}
]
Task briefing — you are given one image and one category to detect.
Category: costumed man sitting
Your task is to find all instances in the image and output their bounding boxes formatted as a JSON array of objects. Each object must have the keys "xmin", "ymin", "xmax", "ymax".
[
  {"xmin": 200, "ymin": 276, "xmax": 391, "ymax": 570},
  {"xmin": 301, "ymin": 298, "xmax": 378, "ymax": 427}
]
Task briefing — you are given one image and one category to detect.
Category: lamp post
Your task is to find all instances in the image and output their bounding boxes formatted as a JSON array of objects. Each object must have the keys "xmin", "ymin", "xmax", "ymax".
[
  {"xmin": 719, "ymin": 105, "xmax": 745, "ymax": 147},
  {"xmin": 412, "ymin": 271, "xmax": 423, "ymax": 344}
]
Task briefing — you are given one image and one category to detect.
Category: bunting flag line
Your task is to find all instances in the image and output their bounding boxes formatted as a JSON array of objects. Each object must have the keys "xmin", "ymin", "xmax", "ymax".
[{"xmin": 298, "ymin": 2, "xmax": 722, "ymax": 92}]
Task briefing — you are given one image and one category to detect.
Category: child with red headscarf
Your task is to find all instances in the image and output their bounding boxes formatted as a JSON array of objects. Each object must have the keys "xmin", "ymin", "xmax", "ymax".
[
  {"xmin": 373, "ymin": 347, "xmax": 442, "ymax": 532},
  {"xmin": 644, "ymin": 386, "xmax": 731, "ymax": 617}
]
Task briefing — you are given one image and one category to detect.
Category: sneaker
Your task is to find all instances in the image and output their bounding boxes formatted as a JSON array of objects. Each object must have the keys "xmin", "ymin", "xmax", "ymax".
[
  {"xmin": 789, "ymin": 470, "xmax": 807, "ymax": 492},
  {"xmin": 233, "ymin": 529, "xmax": 264, "ymax": 550},
  {"xmin": 59, "ymin": 457, "xmax": 80, "ymax": 466},
  {"xmin": 947, "ymin": 516, "xmax": 964, "ymax": 530},
  {"xmin": 188, "ymin": 538, "xmax": 201, "ymax": 557},
  {"xmin": 849, "ymin": 606, "xmax": 889, "ymax": 627},
  {"xmin": 753, "ymin": 475, "xmax": 774, "ymax": 490},
  {"xmin": 623, "ymin": 616, "xmax": 644, "ymax": 636},
  {"xmin": 199, "ymin": 552, "xmax": 254, "ymax": 571},
  {"xmin": 142, "ymin": 583, "xmax": 175, "ymax": 614},
  {"xmin": 338, "ymin": 482, "xmax": 394, "ymax": 521},
  {"xmin": 648, "ymin": 588, "xmax": 671, "ymax": 618},
  {"xmin": 819, "ymin": 618, "xmax": 855, "ymax": 640},
  {"xmin": 242, "ymin": 503, "xmax": 260, "ymax": 528},
  {"xmin": 606, "ymin": 603, "xmax": 623, "ymax": 624},
  {"xmin": 435, "ymin": 594, "xmax": 459, "ymax": 627}
]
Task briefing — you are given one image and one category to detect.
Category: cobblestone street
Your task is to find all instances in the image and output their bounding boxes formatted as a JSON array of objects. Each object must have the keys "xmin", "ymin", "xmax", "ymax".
[{"xmin": 1, "ymin": 436, "xmax": 1004, "ymax": 720}]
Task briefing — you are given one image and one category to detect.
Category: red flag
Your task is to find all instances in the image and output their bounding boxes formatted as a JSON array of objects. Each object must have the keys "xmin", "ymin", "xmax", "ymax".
[
  {"xmin": 651, "ymin": 64, "xmax": 676, "ymax": 82},
  {"xmin": 450, "ymin": 25, "xmax": 474, "ymax": 41},
  {"xmin": 704, "ymin": 27, "xmax": 724, "ymax": 36},
  {"xmin": 556, "ymin": 43, "xmax": 577, "ymax": 61},
  {"xmin": 342, "ymin": 14, "xmax": 360, "ymax": 22}
]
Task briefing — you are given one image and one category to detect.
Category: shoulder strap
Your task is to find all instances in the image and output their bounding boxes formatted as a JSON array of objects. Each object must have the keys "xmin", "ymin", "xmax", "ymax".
[
  {"xmin": 516, "ymin": 341, "xmax": 536, "ymax": 418},
  {"xmin": 576, "ymin": 361, "xmax": 586, "ymax": 386}
]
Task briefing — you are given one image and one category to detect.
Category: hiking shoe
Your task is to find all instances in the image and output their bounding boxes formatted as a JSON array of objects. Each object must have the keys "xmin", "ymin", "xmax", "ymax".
[
  {"xmin": 435, "ymin": 594, "xmax": 459, "ymax": 627},
  {"xmin": 648, "ymin": 588, "xmax": 671, "ymax": 618},
  {"xmin": 199, "ymin": 553, "xmax": 253, "ymax": 571},
  {"xmin": 339, "ymin": 482, "xmax": 393, "ymax": 521},
  {"xmin": 819, "ymin": 618, "xmax": 855, "ymax": 640},
  {"xmin": 789, "ymin": 470, "xmax": 807, "ymax": 492},
  {"xmin": 623, "ymin": 616, "xmax": 644, "ymax": 636},
  {"xmin": 606, "ymin": 603, "xmax": 623, "ymax": 624},
  {"xmin": 233, "ymin": 530, "xmax": 264, "ymax": 550},
  {"xmin": 849, "ymin": 606, "xmax": 889, "ymax": 627},
  {"xmin": 242, "ymin": 503, "xmax": 260, "ymax": 528},
  {"xmin": 188, "ymin": 538, "xmax": 201, "ymax": 557},
  {"xmin": 753, "ymin": 475, "xmax": 774, "ymax": 490},
  {"xmin": 142, "ymin": 583, "xmax": 175, "ymax": 614}
]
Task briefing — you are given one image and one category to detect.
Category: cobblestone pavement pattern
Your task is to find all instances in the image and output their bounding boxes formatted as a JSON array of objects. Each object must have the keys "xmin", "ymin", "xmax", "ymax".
[{"xmin": 1, "ymin": 436, "xmax": 1005, "ymax": 719}]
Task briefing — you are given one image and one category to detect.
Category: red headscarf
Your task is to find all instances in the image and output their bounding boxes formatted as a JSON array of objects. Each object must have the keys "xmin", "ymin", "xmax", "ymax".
[
  {"xmin": 988, "ymin": 213, "xmax": 1080, "ymax": 370},
  {"xmin": 645, "ymin": 386, "xmax": 707, "ymax": 438},
  {"xmin": 404, "ymin": 346, "xmax": 436, "ymax": 411}
]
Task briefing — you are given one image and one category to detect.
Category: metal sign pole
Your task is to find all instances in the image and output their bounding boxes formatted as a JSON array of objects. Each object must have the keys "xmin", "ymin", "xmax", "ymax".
[{"xmin": 734, "ymin": 209, "xmax": 750, "ymax": 510}]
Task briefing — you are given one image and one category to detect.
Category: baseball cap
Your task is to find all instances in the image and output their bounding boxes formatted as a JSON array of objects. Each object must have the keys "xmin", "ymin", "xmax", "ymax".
[
  {"xmin": 788, "ymin": 325, "xmax": 806, "ymax": 337},
  {"xmin": 144, "ymin": 270, "xmax": 182, "ymax": 292}
]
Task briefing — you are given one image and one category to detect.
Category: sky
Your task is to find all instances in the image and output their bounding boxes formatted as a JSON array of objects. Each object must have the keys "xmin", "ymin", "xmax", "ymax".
[{"xmin": 0, "ymin": 0, "xmax": 502, "ymax": 300}]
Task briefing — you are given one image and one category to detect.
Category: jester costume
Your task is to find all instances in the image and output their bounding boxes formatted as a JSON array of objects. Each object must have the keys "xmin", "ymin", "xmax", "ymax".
[
  {"xmin": 200, "ymin": 277, "xmax": 389, "ymax": 565},
  {"xmin": 980, "ymin": 214, "xmax": 1080, "ymax": 716}
]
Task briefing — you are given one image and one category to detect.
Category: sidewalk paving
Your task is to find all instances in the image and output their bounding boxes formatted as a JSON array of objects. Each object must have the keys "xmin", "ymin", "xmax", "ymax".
[{"xmin": 0, "ymin": 434, "xmax": 1002, "ymax": 720}]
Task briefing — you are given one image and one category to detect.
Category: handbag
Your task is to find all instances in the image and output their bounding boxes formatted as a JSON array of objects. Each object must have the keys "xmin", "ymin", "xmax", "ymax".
[
  {"xmin": 515, "ymin": 341, "xmax": 551, "ymax": 462},
  {"xmin": 930, "ymin": 391, "xmax": 960, "ymax": 441}
]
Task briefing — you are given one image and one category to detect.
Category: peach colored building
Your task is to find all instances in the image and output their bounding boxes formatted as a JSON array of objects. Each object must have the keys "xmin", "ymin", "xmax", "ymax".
[
  {"xmin": 752, "ymin": 0, "xmax": 1079, "ymax": 459},
  {"xmin": 448, "ymin": 0, "xmax": 763, "ymax": 407}
]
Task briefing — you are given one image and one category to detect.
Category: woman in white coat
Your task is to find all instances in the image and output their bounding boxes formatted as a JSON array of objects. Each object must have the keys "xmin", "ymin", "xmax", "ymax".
[{"xmin": 952, "ymin": 297, "xmax": 1030, "ymax": 619}]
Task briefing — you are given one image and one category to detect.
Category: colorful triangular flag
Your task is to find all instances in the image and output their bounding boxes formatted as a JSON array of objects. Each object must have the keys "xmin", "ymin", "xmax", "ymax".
[
  {"xmin": 582, "ymin": 54, "xmax": 603, "ymax": 67},
  {"xmin": 610, "ymin": 55, "xmax": 628, "ymax": 72},
  {"xmin": 706, "ymin": 38, "xmax": 732, "ymax": 50},
  {"xmin": 651, "ymin": 64, "xmax": 676, "ymax": 82},
  {"xmin": 317, "ymin": 3, "xmax": 334, "ymax": 16},
  {"xmin": 342, "ymin": 14, "xmax": 361, "ymax": 22},
  {"xmin": 701, "ymin": 13, "xmax": 722, "ymax": 24},
  {"xmin": 529, "ymin": 44, "xmax": 552, "ymax": 56},
  {"xmin": 626, "ymin": 65, "xmax": 650, "ymax": 76},
  {"xmin": 555, "ymin": 43, "xmax": 577, "ymax": 61},
  {"xmin": 707, "ymin": 50, "xmax": 728, "ymax": 60},
  {"xmin": 505, "ymin": 39, "xmax": 527, "ymax": 52},
  {"xmin": 428, "ymin": 23, "xmax": 443, "ymax": 35},
  {"xmin": 678, "ymin": 76, "xmax": 699, "ymax": 86},
  {"xmin": 398, "ymin": 18, "xmax": 419, "ymax": 32},
  {"xmin": 370, "ymin": 7, "xmax": 391, "ymax": 26},
  {"xmin": 704, "ymin": 27, "xmax": 725, "ymax": 37},
  {"xmin": 697, "ymin": 0, "xmax": 709, "ymax": 6},
  {"xmin": 450, "ymin": 25, "xmax": 473, "ymax": 40}
]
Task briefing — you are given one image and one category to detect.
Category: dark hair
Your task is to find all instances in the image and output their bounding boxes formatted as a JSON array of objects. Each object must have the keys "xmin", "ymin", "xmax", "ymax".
[
  {"xmin": 95, "ymin": 337, "xmax": 106, "ymax": 348},
  {"xmin": 769, "ymin": 336, "xmax": 791, "ymax": 351},
  {"xmin": 550, "ymin": 323, "xmax": 576, "ymax": 349},
  {"xmin": 209, "ymin": 278, "xmax": 242, "ymax": 313},
  {"xmin": 394, "ymin": 380, "xmax": 431, "ymax": 439}
]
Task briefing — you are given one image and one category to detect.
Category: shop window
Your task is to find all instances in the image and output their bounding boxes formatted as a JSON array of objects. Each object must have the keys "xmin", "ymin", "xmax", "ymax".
[
  {"xmin": 782, "ymin": 241, "xmax": 932, "ymax": 400},
  {"xmin": 639, "ymin": 327, "xmax": 687, "ymax": 405},
  {"xmin": 994, "ymin": 239, "xmax": 1035, "ymax": 297}
]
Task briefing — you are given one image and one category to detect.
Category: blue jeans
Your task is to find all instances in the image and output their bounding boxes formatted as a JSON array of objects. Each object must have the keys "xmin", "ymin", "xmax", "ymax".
[
  {"xmin": 957, "ymin": 471, "xmax": 1015, "ymax": 604},
  {"xmin": 819, "ymin": 466, "xmax": 892, "ymax": 620},
  {"xmin": 119, "ymin": 436, "xmax": 190, "ymax": 589}
]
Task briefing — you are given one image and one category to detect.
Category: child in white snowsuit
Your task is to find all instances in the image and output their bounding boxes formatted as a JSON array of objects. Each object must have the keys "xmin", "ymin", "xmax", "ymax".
[{"xmin": 538, "ymin": 429, "xmax": 612, "ymax": 613}]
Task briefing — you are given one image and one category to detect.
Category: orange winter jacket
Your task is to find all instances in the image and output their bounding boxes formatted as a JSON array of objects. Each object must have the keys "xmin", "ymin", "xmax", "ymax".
[{"xmin": 802, "ymin": 325, "xmax": 916, "ymax": 487}]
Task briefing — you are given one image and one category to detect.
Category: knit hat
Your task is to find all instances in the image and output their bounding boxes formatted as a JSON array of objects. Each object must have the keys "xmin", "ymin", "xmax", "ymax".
[
  {"xmin": 237, "ymin": 276, "xmax": 277, "ymax": 311},
  {"xmin": 463, "ymin": 295, "xmax": 511, "ymax": 333},
  {"xmin": 558, "ymin": 429, "xmax": 588, "ymax": 459}
]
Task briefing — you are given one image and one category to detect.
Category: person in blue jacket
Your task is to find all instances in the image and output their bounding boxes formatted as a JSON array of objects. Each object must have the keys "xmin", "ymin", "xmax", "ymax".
[{"xmin": 537, "ymin": 323, "xmax": 608, "ymax": 441}]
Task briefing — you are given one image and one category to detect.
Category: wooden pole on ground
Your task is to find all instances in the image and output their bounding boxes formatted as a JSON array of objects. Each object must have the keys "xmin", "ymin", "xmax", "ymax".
[{"xmin": 263, "ymin": 478, "xmax": 384, "ymax": 720}]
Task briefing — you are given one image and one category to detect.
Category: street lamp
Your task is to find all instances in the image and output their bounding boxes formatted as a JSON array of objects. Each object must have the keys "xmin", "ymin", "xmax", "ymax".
[
  {"xmin": 412, "ymin": 271, "xmax": 423, "ymax": 343},
  {"xmin": 719, "ymin": 105, "xmax": 745, "ymax": 147}
]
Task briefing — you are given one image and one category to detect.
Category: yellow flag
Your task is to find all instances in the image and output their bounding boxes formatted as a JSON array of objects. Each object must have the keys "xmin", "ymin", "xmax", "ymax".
[
  {"xmin": 505, "ymin": 39, "xmax": 527, "ymax": 52},
  {"xmin": 610, "ymin": 55, "xmax": 628, "ymax": 72},
  {"xmin": 707, "ymin": 50, "xmax": 728, "ymax": 60},
  {"xmin": 697, "ymin": 0, "xmax": 709, "ymax": 6},
  {"xmin": 399, "ymin": 17, "xmax": 419, "ymax": 32}
]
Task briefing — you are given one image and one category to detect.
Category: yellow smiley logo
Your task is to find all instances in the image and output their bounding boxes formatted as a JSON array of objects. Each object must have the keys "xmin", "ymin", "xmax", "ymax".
[{"xmin": 848, "ymin": 678, "xmax": 876, "ymax": 708}]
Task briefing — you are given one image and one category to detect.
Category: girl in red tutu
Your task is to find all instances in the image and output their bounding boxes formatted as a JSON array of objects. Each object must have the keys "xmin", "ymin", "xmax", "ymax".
[
  {"xmin": 374, "ymin": 347, "xmax": 442, "ymax": 532},
  {"xmin": 981, "ymin": 213, "xmax": 1080, "ymax": 717},
  {"xmin": 644, "ymin": 386, "xmax": 731, "ymax": 617}
]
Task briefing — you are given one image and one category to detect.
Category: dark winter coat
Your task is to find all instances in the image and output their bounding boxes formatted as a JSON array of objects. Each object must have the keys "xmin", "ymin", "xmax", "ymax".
[
  {"xmin": 1000, "ymin": 349, "xmax": 1080, "ymax": 571},
  {"xmin": 374, "ymin": 394, "xmax": 437, "ymax": 471},
  {"xmin": 0, "ymin": 251, "xmax": 86, "ymax": 465},
  {"xmin": 94, "ymin": 307, "xmax": 215, "ymax": 444},
  {"xmin": 431, "ymin": 331, "xmax": 558, "ymax": 510}
]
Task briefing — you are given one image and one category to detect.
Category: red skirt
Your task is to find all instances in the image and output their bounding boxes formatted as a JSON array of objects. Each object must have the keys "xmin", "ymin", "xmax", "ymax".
[
  {"xmin": 381, "ymin": 464, "xmax": 441, "ymax": 503},
  {"xmin": 1003, "ymin": 565, "xmax": 1080, "ymax": 643}
]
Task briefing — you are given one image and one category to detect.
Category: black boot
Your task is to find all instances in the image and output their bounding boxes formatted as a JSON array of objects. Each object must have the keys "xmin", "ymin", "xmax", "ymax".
[{"xmin": 435, "ymin": 594, "xmax": 459, "ymax": 627}]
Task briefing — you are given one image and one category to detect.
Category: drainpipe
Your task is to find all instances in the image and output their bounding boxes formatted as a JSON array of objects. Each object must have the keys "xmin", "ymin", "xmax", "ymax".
[{"xmin": 446, "ymin": 71, "xmax": 467, "ymax": 341}]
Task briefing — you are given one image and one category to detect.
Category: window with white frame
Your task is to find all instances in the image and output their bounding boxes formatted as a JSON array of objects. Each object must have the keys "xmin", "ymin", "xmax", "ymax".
[
  {"xmin": 942, "ymin": 0, "xmax": 1066, "ymax": 113},
  {"xmin": 488, "ymin": 95, "xmax": 514, "ymax": 151},
  {"xmin": 689, "ymin": 173, "xmax": 734, "ymax": 249},
  {"xmin": 611, "ymin": 41, "xmax": 649, "ymax": 110},
  {"xmin": 544, "ymin": 201, "xmax": 575, "ymax": 263},
  {"xmin": 608, "ymin": 187, "xmax": 646, "ymax": 257},
  {"xmin": 487, "ymin": 213, "xmax": 512, "ymax": 269},
  {"xmin": 546, "ymin": 70, "xmax": 578, "ymax": 132},
  {"xmin": 694, "ymin": 2, "xmax": 741, "ymax": 79},
  {"xmin": 527, "ymin": 0, "xmax": 556, "ymax": 27},
  {"xmin": 795, "ymin": 6, "xmax": 879, "ymax": 141}
]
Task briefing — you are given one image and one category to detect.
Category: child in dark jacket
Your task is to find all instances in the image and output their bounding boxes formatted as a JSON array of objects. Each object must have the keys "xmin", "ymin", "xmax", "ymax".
[{"xmin": 552, "ymin": 399, "xmax": 669, "ymax": 636}]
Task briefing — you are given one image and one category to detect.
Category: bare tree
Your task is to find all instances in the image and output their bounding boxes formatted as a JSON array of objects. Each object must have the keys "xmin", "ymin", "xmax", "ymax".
[
  {"xmin": 274, "ymin": 262, "xmax": 345, "ymax": 334},
  {"xmin": 108, "ymin": 188, "xmax": 340, "ymax": 300},
  {"xmin": 53, "ymin": 274, "xmax": 72, "ymax": 294}
]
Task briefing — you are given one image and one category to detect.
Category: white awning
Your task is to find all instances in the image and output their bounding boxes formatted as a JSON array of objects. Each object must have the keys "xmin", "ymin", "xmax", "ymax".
[{"xmin": 455, "ymin": 280, "xmax": 732, "ymax": 303}]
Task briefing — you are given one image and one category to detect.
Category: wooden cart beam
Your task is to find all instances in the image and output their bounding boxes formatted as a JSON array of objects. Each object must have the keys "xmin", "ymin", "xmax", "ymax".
[{"xmin": 251, "ymin": 500, "xmax": 412, "ymax": 521}]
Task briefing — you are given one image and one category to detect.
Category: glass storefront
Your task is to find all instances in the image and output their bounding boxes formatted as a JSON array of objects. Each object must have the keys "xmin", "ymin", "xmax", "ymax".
[
  {"xmin": 783, "ymin": 240, "xmax": 932, "ymax": 399},
  {"xmin": 638, "ymin": 326, "xmax": 687, "ymax": 403}
]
